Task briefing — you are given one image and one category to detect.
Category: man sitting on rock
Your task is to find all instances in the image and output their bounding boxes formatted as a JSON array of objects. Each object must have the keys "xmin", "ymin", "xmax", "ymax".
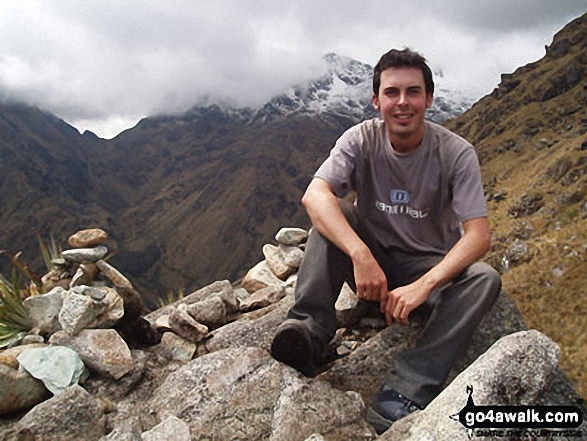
[{"xmin": 270, "ymin": 47, "xmax": 501, "ymax": 434}]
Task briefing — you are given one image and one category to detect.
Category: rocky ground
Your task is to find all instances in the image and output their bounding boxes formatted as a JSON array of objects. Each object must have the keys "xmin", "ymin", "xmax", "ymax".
[{"xmin": 0, "ymin": 227, "xmax": 585, "ymax": 440}]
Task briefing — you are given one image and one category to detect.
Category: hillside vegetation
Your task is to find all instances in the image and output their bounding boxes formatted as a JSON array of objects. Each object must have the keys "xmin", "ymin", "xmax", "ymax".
[{"xmin": 445, "ymin": 13, "xmax": 586, "ymax": 397}]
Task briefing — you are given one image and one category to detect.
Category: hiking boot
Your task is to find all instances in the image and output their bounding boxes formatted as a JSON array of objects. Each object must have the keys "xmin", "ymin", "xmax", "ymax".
[
  {"xmin": 366, "ymin": 385, "xmax": 421, "ymax": 434},
  {"xmin": 270, "ymin": 319, "xmax": 318, "ymax": 377}
]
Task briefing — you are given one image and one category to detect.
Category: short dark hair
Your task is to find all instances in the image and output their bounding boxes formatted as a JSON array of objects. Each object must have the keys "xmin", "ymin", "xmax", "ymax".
[{"xmin": 373, "ymin": 48, "xmax": 434, "ymax": 97}]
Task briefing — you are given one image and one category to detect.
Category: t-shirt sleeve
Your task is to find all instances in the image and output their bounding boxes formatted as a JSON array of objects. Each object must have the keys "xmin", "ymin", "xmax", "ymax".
[
  {"xmin": 314, "ymin": 128, "xmax": 361, "ymax": 197},
  {"xmin": 451, "ymin": 147, "xmax": 488, "ymax": 222}
]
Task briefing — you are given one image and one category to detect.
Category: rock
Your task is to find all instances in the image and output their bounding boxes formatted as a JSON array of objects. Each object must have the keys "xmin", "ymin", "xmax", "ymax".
[
  {"xmin": 0, "ymin": 344, "xmax": 47, "ymax": 370},
  {"xmin": 101, "ymin": 421, "xmax": 142, "ymax": 441},
  {"xmin": 141, "ymin": 416, "xmax": 191, "ymax": 441},
  {"xmin": 0, "ymin": 364, "xmax": 50, "ymax": 415},
  {"xmin": 205, "ymin": 301, "xmax": 290, "ymax": 354},
  {"xmin": 23, "ymin": 287, "xmax": 65, "ymax": 335},
  {"xmin": 508, "ymin": 191, "xmax": 544, "ymax": 218},
  {"xmin": 59, "ymin": 286, "xmax": 124, "ymax": 335},
  {"xmin": 70, "ymin": 263, "xmax": 99, "ymax": 287},
  {"xmin": 168, "ymin": 309, "xmax": 209, "ymax": 343},
  {"xmin": 275, "ymin": 227, "xmax": 308, "ymax": 246},
  {"xmin": 83, "ymin": 350, "xmax": 148, "ymax": 401},
  {"xmin": 502, "ymin": 239, "xmax": 531, "ymax": 271},
  {"xmin": 239, "ymin": 285, "xmax": 287, "ymax": 312},
  {"xmin": 14, "ymin": 385, "xmax": 106, "ymax": 440},
  {"xmin": 49, "ymin": 329, "xmax": 134, "ymax": 380},
  {"xmin": 62, "ymin": 245, "xmax": 108, "ymax": 264},
  {"xmin": 280, "ymin": 244, "xmax": 305, "ymax": 268},
  {"xmin": 58, "ymin": 292, "xmax": 96, "ymax": 334},
  {"xmin": 241, "ymin": 260, "xmax": 286, "ymax": 293},
  {"xmin": 96, "ymin": 260, "xmax": 134, "ymax": 291},
  {"xmin": 17, "ymin": 346, "xmax": 87, "ymax": 395},
  {"xmin": 150, "ymin": 347, "xmax": 376, "ymax": 440},
  {"xmin": 335, "ymin": 282, "xmax": 359, "ymax": 311},
  {"xmin": 156, "ymin": 332, "xmax": 197, "ymax": 362},
  {"xmin": 68, "ymin": 228, "xmax": 109, "ymax": 248},
  {"xmin": 263, "ymin": 244, "xmax": 297, "ymax": 280},
  {"xmin": 182, "ymin": 296, "xmax": 229, "ymax": 329},
  {"xmin": 146, "ymin": 280, "xmax": 234, "ymax": 323},
  {"xmin": 382, "ymin": 330, "xmax": 561, "ymax": 440}
]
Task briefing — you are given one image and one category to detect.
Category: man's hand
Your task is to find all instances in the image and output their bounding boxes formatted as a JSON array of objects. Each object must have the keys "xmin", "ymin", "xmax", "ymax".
[
  {"xmin": 352, "ymin": 248, "xmax": 388, "ymax": 302},
  {"xmin": 381, "ymin": 279, "xmax": 431, "ymax": 326}
]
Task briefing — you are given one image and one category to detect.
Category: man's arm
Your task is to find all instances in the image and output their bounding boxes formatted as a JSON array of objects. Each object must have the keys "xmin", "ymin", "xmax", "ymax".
[
  {"xmin": 302, "ymin": 177, "xmax": 388, "ymax": 301},
  {"xmin": 381, "ymin": 216, "xmax": 491, "ymax": 325}
]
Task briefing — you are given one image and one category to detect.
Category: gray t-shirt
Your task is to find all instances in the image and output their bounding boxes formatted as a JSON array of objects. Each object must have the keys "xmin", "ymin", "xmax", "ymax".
[{"xmin": 315, "ymin": 118, "xmax": 487, "ymax": 254}]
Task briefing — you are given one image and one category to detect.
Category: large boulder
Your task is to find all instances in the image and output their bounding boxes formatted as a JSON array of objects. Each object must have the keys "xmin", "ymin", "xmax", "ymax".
[
  {"xmin": 381, "ymin": 330, "xmax": 562, "ymax": 440},
  {"xmin": 150, "ymin": 346, "xmax": 376, "ymax": 441}
]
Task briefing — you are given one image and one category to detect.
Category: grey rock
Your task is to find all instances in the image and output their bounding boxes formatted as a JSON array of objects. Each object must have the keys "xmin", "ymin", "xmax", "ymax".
[
  {"xmin": 275, "ymin": 227, "xmax": 308, "ymax": 246},
  {"xmin": 49, "ymin": 329, "xmax": 134, "ymax": 380},
  {"xmin": 141, "ymin": 416, "xmax": 190, "ymax": 441},
  {"xmin": 503, "ymin": 239, "xmax": 531, "ymax": 271},
  {"xmin": 62, "ymin": 245, "xmax": 108, "ymax": 263},
  {"xmin": 156, "ymin": 332, "xmax": 196, "ymax": 362},
  {"xmin": 59, "ymin": 291, "xmax": 96, "ymax": 334},
  {"xmin": 280, "ymin": 243, "xmax": 305, "ymax": 268},
  {"xmin": 17, "ymin": 346, "xmax": 87, "ymax": 395},
  {"xmin": 59, "ymin": 287, "xmax": 124, "ymax": 335},
  {"xmin": 241, "ymin": 260, "xmax": 286, "ymax": 293},
  {"xmin": 264, "ymin": 243, "xmax": 297, "ymax": 280},
  {"xmin": 239, "ymin": 285, "xmax": 287, "ymax": 312},
  {"xmin": 23, "ymin": 287, "xmax": 65, "ymax": 335},
  {"xmin": 145, "ymin": 280, "xmax": 234, "ymax": 323},
  {"xmin": 382, "ymin": 330, "xmax": 561, "ymax": 440},
  {"xmin": 168, "ymin": 309, "xmax": 209, "ymax": 342},
  {"xmin": 96, "ymin": 260, "xmax": 134, "ymax": 291},
  {"xmin": 101, "ymin": 421, "xmax": 142, "ymax": 441},
  {"xmin": 15, "ymin": 385, "xmax": 106, "ymax": 440},
  {"xmin": 204, "ymin": 301, "xmax": 290, "ymax": 354},
  {"xmin": 182, "ymin": 295, "xmax": 228, "ymax": 329},
  {"xmin": 0, "ymin": 364, "xmax": 50, "ymax": 415},
  {"xmin": 70, "ymin": 263, "xmax": 99, "ymax": 287},
  {"xmin": 150, "ymin": 347, "xmax": 375, "ymax": 440}
]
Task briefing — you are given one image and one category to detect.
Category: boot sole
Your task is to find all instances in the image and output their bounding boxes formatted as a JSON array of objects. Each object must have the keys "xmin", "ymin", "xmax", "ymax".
[{"xmin": 270, "ymin": 319, "xmax": 317, "ymax": 377}]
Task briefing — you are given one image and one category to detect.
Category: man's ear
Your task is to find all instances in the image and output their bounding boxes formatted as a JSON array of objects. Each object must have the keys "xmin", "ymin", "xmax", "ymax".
[
  {"xmin": 372, "ymin": 93, "xmax": 380, "ymax": 111},
  {"xmin": 425, "ymin": 93, "xmax": 433, "ymax": 109}
]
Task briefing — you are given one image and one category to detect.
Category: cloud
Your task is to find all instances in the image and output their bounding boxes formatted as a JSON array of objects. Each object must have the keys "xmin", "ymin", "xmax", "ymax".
[{"xmin": 0, "ymin": 0, "xmax": 584, "ymax": 138}]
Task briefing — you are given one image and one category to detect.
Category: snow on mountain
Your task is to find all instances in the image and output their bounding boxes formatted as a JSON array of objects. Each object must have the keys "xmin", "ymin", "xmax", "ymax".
[{"xmin": 250, "ymin": 53, "xmax": 474, "ymax": 124}]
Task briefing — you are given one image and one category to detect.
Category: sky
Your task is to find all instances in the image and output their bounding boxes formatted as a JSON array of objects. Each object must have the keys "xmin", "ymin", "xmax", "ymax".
[{"xmin": 0, "ymin": 1, "xmax": 584, "ymax": 139}]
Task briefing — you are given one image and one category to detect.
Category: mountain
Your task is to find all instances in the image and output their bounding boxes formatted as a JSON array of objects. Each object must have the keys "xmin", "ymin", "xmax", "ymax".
[
  {"xmin": 0, "ymin": 52, "xmax": 470, "ymax": 306},
  {"xmin": 444, "ymin": 13, "xmax": 586, "ymax": 397}
]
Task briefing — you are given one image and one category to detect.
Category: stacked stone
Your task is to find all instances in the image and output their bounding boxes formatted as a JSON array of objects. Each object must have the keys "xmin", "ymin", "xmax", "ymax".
[
  {"xmin": 146, "ymin": 228, "xmax": 312, "ymax": 362},
  {"xmin": 0, "ymin": 229, "xmax": 140, "ymax": 414},
  {"xmin": 241, "ymin": 227, "xmax": 308, "ymax": 294}
]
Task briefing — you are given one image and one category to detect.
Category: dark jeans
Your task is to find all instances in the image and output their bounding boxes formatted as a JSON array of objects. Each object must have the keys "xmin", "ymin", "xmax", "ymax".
[{"xmin": 286, "ymin": 201, "xmax": 501, "ymax": 406}]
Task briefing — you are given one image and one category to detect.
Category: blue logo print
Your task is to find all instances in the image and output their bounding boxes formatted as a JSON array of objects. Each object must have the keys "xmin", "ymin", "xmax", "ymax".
[{"xmin": 390, "ymin": 190, "xmax": 410, "ymax": 204}]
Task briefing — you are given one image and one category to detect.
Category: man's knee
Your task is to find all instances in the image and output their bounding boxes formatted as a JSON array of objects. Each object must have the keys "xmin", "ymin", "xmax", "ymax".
[{"xmin": 470, "ymin": 262, "xmax": 502, "ymax": 301}]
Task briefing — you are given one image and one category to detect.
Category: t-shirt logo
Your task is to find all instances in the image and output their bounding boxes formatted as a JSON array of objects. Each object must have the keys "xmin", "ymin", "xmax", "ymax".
[{"xmin": 390, "ymin": 189, "xmax": 410, "ymax": 204}]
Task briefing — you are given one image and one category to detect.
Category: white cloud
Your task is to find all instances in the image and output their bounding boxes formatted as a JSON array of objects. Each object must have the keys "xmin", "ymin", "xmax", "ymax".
[{"xmin": 0, "ymin": 0, "xmax": 584, "ymax": 138}]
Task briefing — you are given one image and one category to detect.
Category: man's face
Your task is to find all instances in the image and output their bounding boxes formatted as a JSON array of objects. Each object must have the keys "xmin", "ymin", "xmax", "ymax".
[{"xmin": 372, "ymin": 67, "xmax": 433, "ymax": 150}]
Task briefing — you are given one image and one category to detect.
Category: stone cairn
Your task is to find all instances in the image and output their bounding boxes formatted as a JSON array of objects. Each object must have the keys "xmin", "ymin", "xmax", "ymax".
[{"xmin": 0, "ymin": 227, "xmax": 327, "ymax": 415}]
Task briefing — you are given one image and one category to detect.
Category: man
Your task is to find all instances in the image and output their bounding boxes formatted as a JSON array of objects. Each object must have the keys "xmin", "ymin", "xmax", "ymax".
[{"xmin": 270, "ymin": 48, "xmax": 501, "ymax": 434}]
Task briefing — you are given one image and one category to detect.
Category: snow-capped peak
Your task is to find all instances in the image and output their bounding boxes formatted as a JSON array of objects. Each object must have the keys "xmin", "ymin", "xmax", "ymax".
[{"xmin": 251, "ymin": 53, "xmax": 473, "ymax": 125}]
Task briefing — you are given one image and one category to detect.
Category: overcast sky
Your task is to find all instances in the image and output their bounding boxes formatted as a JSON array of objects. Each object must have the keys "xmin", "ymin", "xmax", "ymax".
[{"xmin": 0, "ymin": 1, "xmax": 584, "ymax": 138}]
